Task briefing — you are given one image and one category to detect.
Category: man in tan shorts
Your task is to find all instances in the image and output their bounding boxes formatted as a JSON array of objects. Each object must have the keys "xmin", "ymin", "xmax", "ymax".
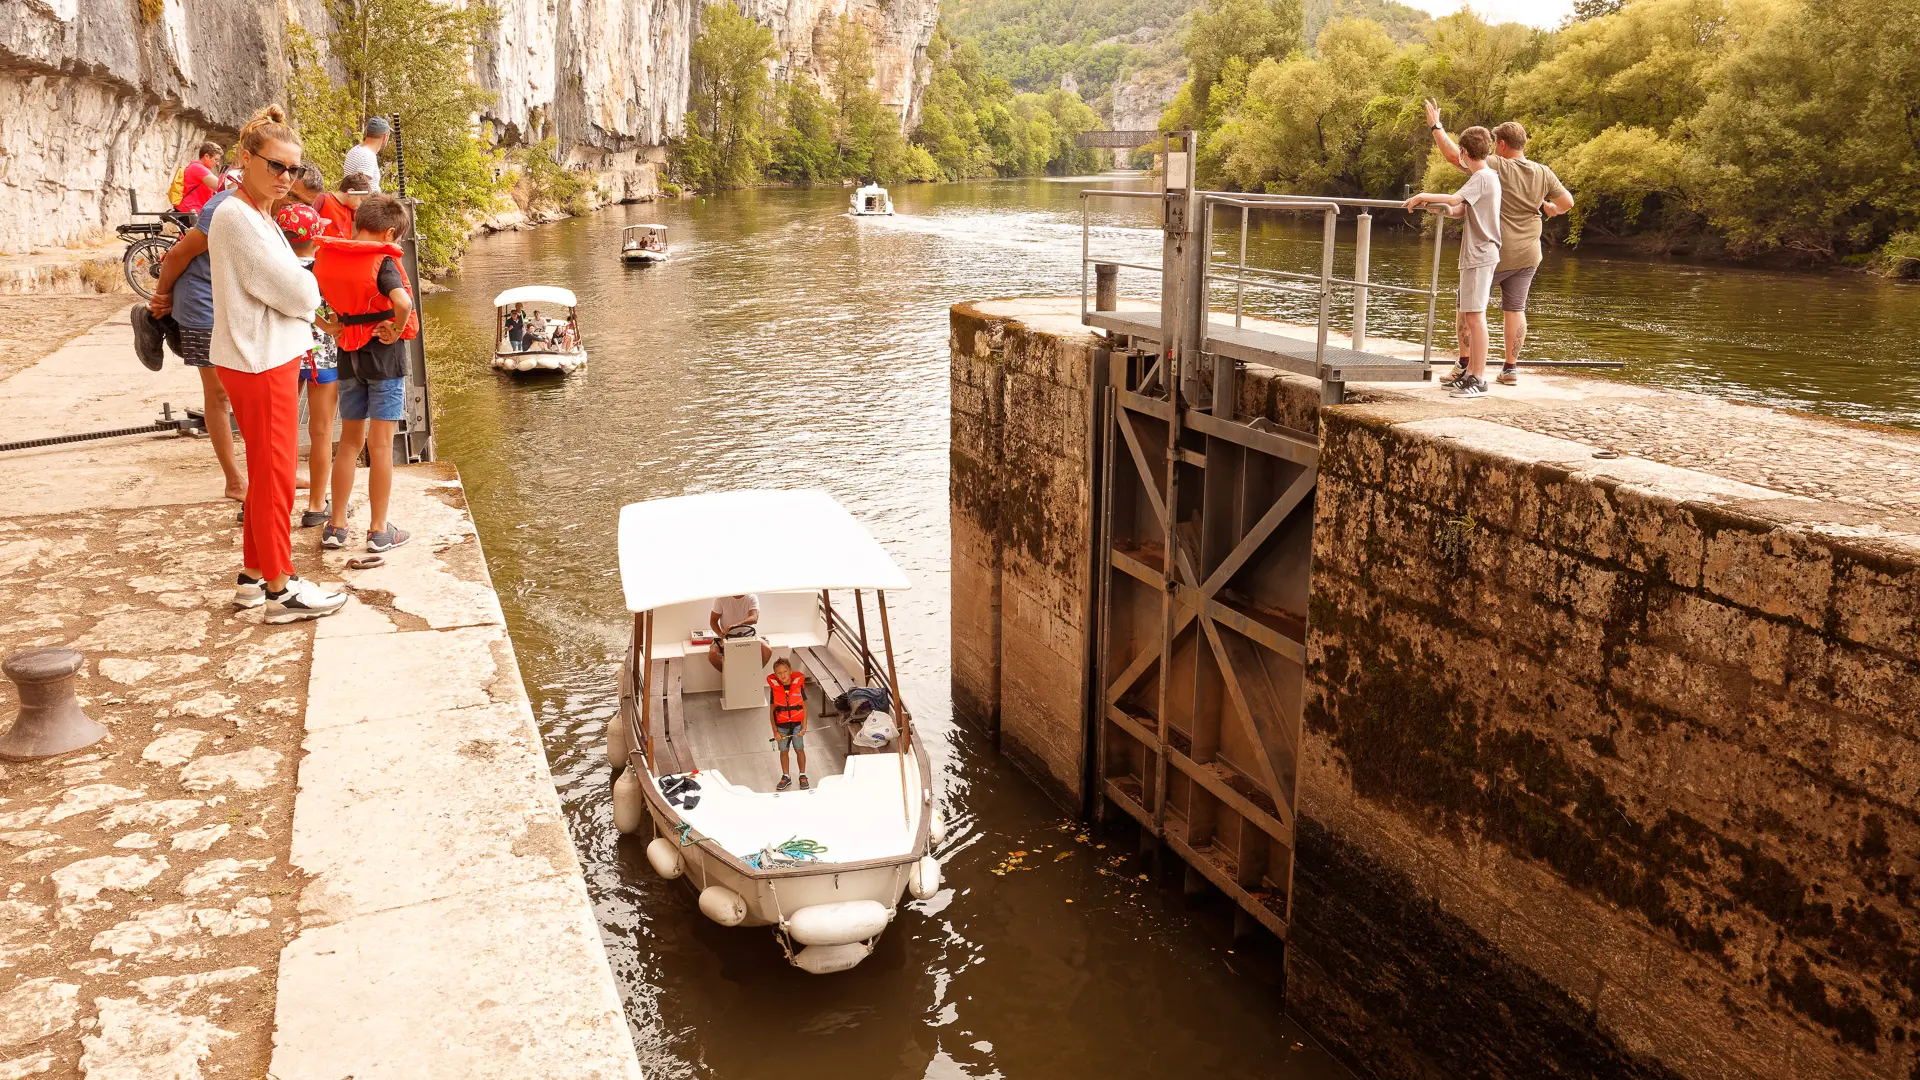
[{"xmin": 1426, "ymin": 102, "xmax": 1575, "ymax": 386}]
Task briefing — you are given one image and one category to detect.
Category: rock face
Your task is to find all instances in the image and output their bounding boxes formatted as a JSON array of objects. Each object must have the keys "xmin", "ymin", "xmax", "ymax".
[
  {"xmin": 1110, "ymin": 65, "xmax": 1181, "ymax": 133},
  {"xmin": 0, "ymin": 0, "xmax": 283, "ymax": 253},
  {"xmin": 2, "ymin": 0, "xmax": 939, "ymax": 253}
]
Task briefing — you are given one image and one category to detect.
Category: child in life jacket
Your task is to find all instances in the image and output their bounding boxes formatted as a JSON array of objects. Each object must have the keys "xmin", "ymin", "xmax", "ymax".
[
  {"xmin": 273, "ymin": 202, "xmax": 338, "ymax": 532},
  {"xmin": 768, "ymin": 657, "xmax": 809, "ymax": 791},
  {"xmin": 312, "ymin": 193, "xmax": 417, "ymax": 555}
]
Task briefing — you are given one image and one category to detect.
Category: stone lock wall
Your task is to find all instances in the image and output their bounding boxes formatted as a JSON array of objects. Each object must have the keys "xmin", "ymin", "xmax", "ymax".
[
  {"xmin": 951, "ymin": 299, "xmax": 1920, "ymax": 1080},
  {"xmin": 950, "ymin": 301, "xmax": 1101, "ymax": 804}
]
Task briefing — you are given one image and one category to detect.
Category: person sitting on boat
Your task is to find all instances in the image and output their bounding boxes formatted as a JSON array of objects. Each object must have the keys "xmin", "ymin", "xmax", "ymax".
[
  {"xmin": 707, "ymin": 593, "xmax": 773, "ymax": 672},
  {"xmin": 768, "ymin": 657, "xmax": 809, "ymax": 791}
]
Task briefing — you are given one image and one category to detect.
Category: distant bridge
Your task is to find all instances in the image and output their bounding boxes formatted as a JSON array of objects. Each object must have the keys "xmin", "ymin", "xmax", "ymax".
[{"xmin": 1075, "ymin": 129, "xmax": 1162, "ymax": 149}]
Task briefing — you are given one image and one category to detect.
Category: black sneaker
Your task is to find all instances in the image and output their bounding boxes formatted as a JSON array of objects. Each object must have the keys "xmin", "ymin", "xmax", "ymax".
[
  {"xmin": 776, "ymin": 775, "xmax": 793, "ymax": 791},
  {"xmin": 1449, "ymin": 376, "xmax": 1489, "ymax": 399},
  {"xmin": 131, "ymin": 306, "xmax": 165, "ymax": 371},
  {"xmin": 299, "ymin": 501, "xmax": 331, "ymax": 529},
  {"xmin": 321, "ymin": 525, "xmax": 349, "ymax": 549},
  {"xmin": 1439, "ymin": 365, "xmax": 1470, "ymax": 390}
]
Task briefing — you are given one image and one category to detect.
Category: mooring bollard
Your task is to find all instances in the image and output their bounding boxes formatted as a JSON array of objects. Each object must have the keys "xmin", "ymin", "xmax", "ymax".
[
  {"xmin": 1094, "ymin": 262, "xmax": 1118, "ymax": 312},
  {"xmin": 0, "ymin": 648, "xmax": 107, "ymax": 762}
]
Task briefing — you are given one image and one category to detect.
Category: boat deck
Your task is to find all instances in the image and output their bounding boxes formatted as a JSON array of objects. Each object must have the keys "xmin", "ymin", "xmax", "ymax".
[{"xmin": 649, "ymin": 650, "xmax": 860, "ymax": 791}]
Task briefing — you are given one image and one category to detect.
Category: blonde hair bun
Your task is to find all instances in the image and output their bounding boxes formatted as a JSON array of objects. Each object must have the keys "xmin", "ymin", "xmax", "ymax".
[{"xmin": 238, "ymin": 103, "xmax": 297, "ymax": 154}]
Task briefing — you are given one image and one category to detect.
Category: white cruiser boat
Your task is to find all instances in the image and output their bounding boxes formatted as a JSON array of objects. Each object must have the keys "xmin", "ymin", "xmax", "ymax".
[
  {"xmin": 849, "ymin": 183, "xmax": 894, "ymax": 216},
  {"xmin": 608, "ymin": 489, "xmax": 942, "ymax": 974},
  {"xmin": 491, "ymin": 285, "xmax": 587, "ymax": 374},
  {"xmin": 621, "ymin": 223, "xmax": 668, "ymax": 264}
]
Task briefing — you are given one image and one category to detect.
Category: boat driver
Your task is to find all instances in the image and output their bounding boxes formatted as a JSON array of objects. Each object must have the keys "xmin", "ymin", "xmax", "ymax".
[{"xmin": 708, "ymin": 593, "xmax": 773, "ymax": 672}]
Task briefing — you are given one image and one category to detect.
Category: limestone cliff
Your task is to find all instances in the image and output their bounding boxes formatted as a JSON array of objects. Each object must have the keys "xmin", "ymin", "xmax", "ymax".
[{"xmin": 1, "ymin": 0, "xmax": 938, "ymax": 254}]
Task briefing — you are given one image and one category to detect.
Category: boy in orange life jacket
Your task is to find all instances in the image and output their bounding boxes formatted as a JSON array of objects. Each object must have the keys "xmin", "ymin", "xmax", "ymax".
[
  {"xmin": 312, "ymin": 193, "xmax": 417, "ymax": 554},
  {"xmin": 768, "ymin": 658, "xmax": 809, "ymax": 791}
]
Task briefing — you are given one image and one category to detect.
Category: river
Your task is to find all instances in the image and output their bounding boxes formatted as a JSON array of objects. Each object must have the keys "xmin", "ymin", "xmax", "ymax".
[{"xmin": 420, "ymin": 174, "xmax": 1920, "ymax": 1080}]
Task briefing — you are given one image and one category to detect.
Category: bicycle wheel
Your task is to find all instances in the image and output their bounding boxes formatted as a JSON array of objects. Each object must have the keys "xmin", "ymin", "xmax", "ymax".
[{"xmin": 122, "ymin": 236, "xmax": 172, "ymax": 300}]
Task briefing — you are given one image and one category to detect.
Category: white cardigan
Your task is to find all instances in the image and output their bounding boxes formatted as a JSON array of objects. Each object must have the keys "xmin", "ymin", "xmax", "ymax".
[{"xmin": 207, "ymin": 194, "xmax": 320, "ymax": 374}]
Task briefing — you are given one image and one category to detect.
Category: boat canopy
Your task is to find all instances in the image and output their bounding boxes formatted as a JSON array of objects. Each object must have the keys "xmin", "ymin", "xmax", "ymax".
[
  {"xmin": 493, "ymin": 285, "xmax": 577, "ymax": 309},
  {"xmin": 618, "ymin": 489, "xmax": 910, "ymax": 613},
  {"xmin": 624, "ymin": 224, "xmax": 668, "ymax": 232}
]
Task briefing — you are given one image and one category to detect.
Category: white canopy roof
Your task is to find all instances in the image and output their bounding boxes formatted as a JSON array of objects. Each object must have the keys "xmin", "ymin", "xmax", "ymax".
[
  {"xmin": 618, "ymin": 489, "xmax": 909, "ymax": 613},
  {"xmin": 623, "ymin": 223, "xmax": 668, "ymax": 231},
  {"xmin": 492, "ymin": 285, "xmax": 577, "ymax": 308}
]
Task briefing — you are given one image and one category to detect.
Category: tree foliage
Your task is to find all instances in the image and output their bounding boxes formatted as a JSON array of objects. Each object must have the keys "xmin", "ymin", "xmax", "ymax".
[
  {"xmin": 679, "ymin": 2, "xmax": 778, "ymax": 189},
  {"xmin": 1159, "ymin": 0, "xmax": 1920, "ymax": 268},
  {"xmin": 286, "ymin": 0, "xmax": 504, "ymax": 273},
  {"xmin": 910, "ymin": 27, "xmax": 1104, "ymax": 179}
]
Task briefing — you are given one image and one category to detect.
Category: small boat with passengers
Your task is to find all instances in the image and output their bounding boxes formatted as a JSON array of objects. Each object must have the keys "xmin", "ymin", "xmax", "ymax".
[
  {"xmin": 491, "ymin": 285, "xmax": 587, "ymax": 374},
  {"xmin": 849, "ymin": 183, "xmax": 894, "ymax": 216},
  {"xmin": 607, "ymin": 489, "xmax": 942, "ymax": 974},
  {"xmin": 620, "ymin": 223, "xmax": 668, "ymax": 264}
]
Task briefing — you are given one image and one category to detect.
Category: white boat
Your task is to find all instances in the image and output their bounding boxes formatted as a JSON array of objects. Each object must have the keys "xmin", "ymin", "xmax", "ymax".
[
  {"xmin": 849, "ymin": 183, "xmax": 894, "ymax": 216},
  {"xmin": 491, "ymin": 285, "xmax": 588, "ymax": 374},
  {"xmin": 621, "ymin": 223, "xmax": 668, "ymax": 264},
  {"xmin": 608, "ymin": 489, "xmax": 942, "ymax": 975}
]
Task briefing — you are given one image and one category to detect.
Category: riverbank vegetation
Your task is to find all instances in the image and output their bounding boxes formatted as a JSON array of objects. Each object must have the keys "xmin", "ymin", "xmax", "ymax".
[
  {"xmin": 286, "ymin": 0, "xmax": 505, "ymax": 273},
  {"xmin": 1160, "ymin": 0, "xmax": 1920, "ymax": 270}
]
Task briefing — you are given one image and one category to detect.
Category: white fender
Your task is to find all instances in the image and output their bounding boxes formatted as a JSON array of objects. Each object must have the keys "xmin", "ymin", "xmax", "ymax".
[
  {"xmin": 644, "ymin": 837, "xmax": 684, "ymax": 880},
  {"xmin": 792, "ymin": 942, "xmax": 873, "ymax": 975},
  {"xmin": 607, "ymin": 711, "xmax": 629, "ymax": 774},
  {"xmin": 928, "ymin": 811, "xmax": 946, "ymax": 847},
  {"xmin": 908, "ymin": 855, "xmax": 941, "ymax": 900},
  {"xmin": 786, "ymin": 900, "xmax": 892, "ymax": 946},
  {"xmin": 699, "ymin": 885, "xmax": 748, "ymax": 926},
  {"xmin": 612, "ymin": 768, "xmax": 644, "ymax": 834},
  {"xmin": 515, "ymin": 357, "xmax": 537, "ymax": 372}
]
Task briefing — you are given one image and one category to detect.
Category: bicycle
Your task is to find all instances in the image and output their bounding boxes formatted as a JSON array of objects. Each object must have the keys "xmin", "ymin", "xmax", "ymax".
[{"xmin": 117, "ymin": 192, "xmax": 197, "ymax": 300}]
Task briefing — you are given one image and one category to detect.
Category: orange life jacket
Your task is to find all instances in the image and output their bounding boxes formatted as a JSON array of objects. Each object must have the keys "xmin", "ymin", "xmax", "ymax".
[
  {"xmin": 316, "ymin": 194, "xmax": 356, "ymax": 239},
  {"xmin": 768, "ymin": 671, "xmax": 806, "ymax": 723},
  {"xmin": 312, "ymin": 236, "xmax": 418, "ymax": 352}
]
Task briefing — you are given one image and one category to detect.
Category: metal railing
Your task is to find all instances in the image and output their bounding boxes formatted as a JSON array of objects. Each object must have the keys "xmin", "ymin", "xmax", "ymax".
[{"xmin": 1080, "ymin": 187, "xmax": 1454, "ymax": 372}]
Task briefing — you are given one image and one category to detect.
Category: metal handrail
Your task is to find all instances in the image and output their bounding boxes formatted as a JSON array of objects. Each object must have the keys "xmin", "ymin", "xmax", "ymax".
[{"xmin": 1078, "ymin": 184, "xmax": 1454, "ymax": 373}]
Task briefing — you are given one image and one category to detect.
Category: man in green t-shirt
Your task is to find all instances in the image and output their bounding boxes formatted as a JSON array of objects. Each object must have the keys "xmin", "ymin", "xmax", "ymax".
[{"xmin": 1426, "ymin": 102, "xmax": 1575, "ymax": 386}]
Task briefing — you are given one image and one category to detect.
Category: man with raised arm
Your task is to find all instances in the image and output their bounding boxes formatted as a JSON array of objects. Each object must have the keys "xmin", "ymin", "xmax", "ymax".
[{"xmin": 1426, "ymin": 100, "xmax": 1575, "ymax": 387}]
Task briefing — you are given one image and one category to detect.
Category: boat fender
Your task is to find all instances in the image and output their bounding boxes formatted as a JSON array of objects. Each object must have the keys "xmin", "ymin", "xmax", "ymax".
[
  {"xmin": 908, "ymin": 855, "xmax": 941, "ymax": 901},
  {"xmin": 612, "ymin": 768, "xmax": 645, "ymax": 834},
  {"xmin": 786, "ymin": 900, "xmax": 892, "ymax": 946},
  {"xmin": 928, "ymin": 811, "xmax": 946, "ymax": 847},
  {"xmin": 645, "ymin": 837, "xmax": 684, "ymax": 880},
  {"xmin": 699, "ymin": 886, "xmax": 749, "ymax": 926},
  {"xmin": 607, "ymin": 711, "xmax": 629, "ymax": 774},
  {"xmin": 515, "ymin": 357, "xmax": 537, "ymax": 372},
  {"xmin": 792, "ymin": 941, "xmax": 873, "ymax": 975}
]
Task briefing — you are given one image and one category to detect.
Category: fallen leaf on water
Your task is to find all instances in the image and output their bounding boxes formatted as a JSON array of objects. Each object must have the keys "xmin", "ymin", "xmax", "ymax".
[{"xmin": 1054, "ymin": 852, "xmax": 1072, "ymax": 862}]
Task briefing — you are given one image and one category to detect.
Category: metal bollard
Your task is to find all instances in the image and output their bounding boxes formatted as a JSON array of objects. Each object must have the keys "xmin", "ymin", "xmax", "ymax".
[
  {"xmin": 0, "ymin": 648, "xmax": 107, "ymax": 761},
  {"xmin": 1352, "ymin": 212, "xmax": 1371, "ymax": 352},
  {"xmin": 1094, "ymin": 262, "xmax": 1119, "ymax": 312}
]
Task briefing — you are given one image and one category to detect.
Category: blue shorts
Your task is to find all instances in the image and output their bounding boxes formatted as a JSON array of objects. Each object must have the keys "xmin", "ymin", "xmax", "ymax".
[
  {"xmin": 774, "ymin": 722, "xmax": 805, "ymax": 752},
  {"xmin": 300, "ymin": 364, "xmax": 338, "ymax": 386},
  {"xmin": 339, "ymin": 376, "xmax": 405, "ymax": 421}
]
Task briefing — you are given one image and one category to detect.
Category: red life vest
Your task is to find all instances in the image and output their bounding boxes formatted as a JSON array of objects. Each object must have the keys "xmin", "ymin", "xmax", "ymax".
[
  {"xmin": 315, "ymin": 194, "xmax": 356, "ymax": 239},
  {"xmin": 768, "ymin": 671, "xmax": 806, "ymax": 722},
  {"xmin": 312, "ymin": 236, "xmax": 418, "ymax": 352}
]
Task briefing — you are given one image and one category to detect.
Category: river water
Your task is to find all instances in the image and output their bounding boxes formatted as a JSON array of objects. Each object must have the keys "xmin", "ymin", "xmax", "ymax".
[{"xmin": 421, "ymin": 175, "xmax": 1920, "ymax": 1080}]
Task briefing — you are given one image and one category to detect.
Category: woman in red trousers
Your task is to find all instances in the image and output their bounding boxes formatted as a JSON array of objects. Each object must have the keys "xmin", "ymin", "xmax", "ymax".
[{"xmin": 205, "ymin": 105, "xmax": 348, "ymax": 624}]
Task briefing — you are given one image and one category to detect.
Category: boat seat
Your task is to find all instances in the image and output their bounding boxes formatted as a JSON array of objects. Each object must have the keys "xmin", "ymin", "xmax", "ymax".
[{"xmin": 794, "ymin": 646, "xmax": 857, "ymax": 716}]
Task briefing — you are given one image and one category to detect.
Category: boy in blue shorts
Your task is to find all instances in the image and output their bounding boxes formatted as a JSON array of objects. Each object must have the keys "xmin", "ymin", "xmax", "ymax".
[
  {"xmin": 276, "ymin": 202, "xmax": 339, "ymax": 529},
  {"xmin": 314, "ymin": 194, "xmax": 416, "ymax": 553}
]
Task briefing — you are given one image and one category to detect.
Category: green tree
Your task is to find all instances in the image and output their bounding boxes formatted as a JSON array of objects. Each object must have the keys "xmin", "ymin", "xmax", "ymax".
[
  {"xmin": 1183, "ymin": 0, "xmax": 1306, "ymax": 105},
  {"xmin": 286, "ymin": 0, "xmax": 505, "ymax": 273},
  {"xmin": 768, "ymin": 77, "xmax": 838, "ymax": 181},
  {"xmin": 680, "ymin": 2, "xmax": 778, "ymax": 189}
]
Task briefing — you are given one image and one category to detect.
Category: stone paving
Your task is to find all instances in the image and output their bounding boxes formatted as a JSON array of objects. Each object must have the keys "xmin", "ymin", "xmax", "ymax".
[{"xmin": 0, "ymin": 500, "xmax": 308, "ymax": 1079}]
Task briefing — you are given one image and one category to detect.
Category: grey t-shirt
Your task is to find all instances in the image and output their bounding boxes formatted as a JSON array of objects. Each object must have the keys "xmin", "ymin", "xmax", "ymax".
[
  {"xmin": 172, "ymin": 187, "xmax": 238, "ymax": 329},
  {"xmin": 1456, "ymin": 167, "xmax": 1503, "ymax": 270}
]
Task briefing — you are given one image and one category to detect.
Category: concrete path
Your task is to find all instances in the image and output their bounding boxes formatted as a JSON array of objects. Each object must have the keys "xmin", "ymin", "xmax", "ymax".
[{"xmin": 0, "ymin": 314, "xmax": 642, "ymax": 1079}]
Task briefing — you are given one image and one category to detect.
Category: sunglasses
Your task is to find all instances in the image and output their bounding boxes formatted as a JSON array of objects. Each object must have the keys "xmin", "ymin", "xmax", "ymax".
[{"xmin": 255, "ymin": 154, "xmax": 302, "ymax": 177}]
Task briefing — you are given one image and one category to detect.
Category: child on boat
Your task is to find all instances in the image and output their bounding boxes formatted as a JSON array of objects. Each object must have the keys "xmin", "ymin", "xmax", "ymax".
[{"xmin": 768, "ymin": 657, "xmax": 809, "ymax": 791}]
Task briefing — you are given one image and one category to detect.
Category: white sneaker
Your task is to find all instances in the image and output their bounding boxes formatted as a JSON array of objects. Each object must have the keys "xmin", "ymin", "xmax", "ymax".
[
  {"xmin": 233, "ymin": 573, "xmax": 266, "ymax": 609},
  {"xmin": 265, "ymin": 577, "xmax": 347, "ymax": 623}
]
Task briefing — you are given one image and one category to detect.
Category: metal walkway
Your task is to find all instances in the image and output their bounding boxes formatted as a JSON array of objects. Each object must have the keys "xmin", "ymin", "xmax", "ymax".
[{"xmin": 1080, "ymin": 136, "xmax": 1448, "ymax": 404}]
